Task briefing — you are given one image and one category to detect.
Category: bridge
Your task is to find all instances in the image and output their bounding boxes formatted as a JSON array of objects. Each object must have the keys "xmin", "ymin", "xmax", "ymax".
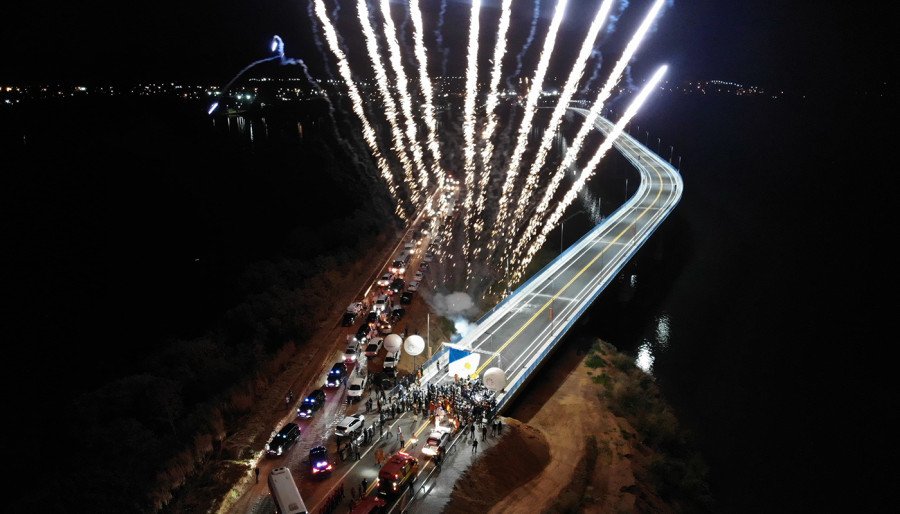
[
  {"xmin": 236, "ymin": 109, "xmax": 682, "ymax": 513},
  {"xmin": 399, "ymin": 109, "xmax": 683, "ymax": 511},
  {"xmin": 420, "ymin": 107, "xmax": 683, "ymax": 415}
]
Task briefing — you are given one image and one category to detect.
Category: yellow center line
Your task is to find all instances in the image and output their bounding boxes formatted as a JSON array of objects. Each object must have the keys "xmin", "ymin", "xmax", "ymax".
[
  {"xmin": 476, "ymin": 160, "xmax": 667, "ymax": 375},
  {"xmin": 364, "ymin": 418, "xmax": 434, "ymax": 495}
]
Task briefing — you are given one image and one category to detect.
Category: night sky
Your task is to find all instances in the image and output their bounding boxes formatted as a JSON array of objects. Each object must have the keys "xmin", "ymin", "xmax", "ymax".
[{"xmin": 1, "ymin": 0, "xmax": 893, "ymax": 96}]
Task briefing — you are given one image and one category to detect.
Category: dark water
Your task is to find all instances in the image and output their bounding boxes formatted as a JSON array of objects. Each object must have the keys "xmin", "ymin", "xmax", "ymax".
[
  {"xmin": 0, "ymin": 97, "xmax": 359, "ymax": 424},
  {"xmin": 560, "ymin": 92, "xmax": 895, "ymax": 512}
]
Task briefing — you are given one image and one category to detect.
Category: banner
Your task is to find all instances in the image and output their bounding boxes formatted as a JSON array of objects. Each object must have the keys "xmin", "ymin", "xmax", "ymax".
[{"xmin": 448, "ymin": 347, "xmax": 481, "ymax": 378}]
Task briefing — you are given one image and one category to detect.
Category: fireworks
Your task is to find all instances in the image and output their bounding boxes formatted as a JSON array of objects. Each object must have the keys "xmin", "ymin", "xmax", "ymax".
[{"xmin": 219, "ymin": 0, "xmax": 676, "ymax": 292}]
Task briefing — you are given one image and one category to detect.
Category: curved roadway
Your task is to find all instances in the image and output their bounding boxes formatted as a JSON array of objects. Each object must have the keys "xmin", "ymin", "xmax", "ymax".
[
  {"xmin": 232, "ymin": 110, "xmax": 682, "ymax": 513},
  {"xmin": 443, "ymin": 108, "xmax": 684, "ymax": 412}
]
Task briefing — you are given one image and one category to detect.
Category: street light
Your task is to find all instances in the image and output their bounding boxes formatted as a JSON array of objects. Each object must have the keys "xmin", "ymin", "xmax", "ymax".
[{"xmin": 560, "ymin": 209, "xmax": 588, "ymax": 253}]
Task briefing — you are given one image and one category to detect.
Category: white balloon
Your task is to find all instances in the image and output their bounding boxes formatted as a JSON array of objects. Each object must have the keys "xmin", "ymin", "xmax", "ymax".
[
  {"xmin": 384, "ymin": 334, "xmax": 402, "ymax": 352},
  {"xmin": 404, "ymin": 335, "xmax": 425, "ymax": 356},
  {"xmin": 483, "ymin": 367, "xmax": 507, "ymax": 392}
]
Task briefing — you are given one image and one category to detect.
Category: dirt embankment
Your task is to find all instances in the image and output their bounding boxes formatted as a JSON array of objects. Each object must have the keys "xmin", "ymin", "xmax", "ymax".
[
  {"xmin": 445, "ymin": 340, "xmax": 683, "ymax": 513},
  {"xmin": 443, "ymin": 418, "xmax": 550, "ymax": 514}
]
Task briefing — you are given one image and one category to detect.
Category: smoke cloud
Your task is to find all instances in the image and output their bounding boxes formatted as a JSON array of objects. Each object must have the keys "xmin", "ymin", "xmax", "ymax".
[
  {"xmin": 429, "ymin": 291, "xmax": 479, "ymax": 319},
  {"xmin": 506, "ymin": 0, "xmax": 542, "ymax": 90}
]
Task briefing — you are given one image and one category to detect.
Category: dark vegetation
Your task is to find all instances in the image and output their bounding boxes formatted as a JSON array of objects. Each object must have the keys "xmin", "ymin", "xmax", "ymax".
[
  {"xmin": 2, "ymin": 97, "xmax": 397, "ymax": 512},
  {"xmin": 589, "ymin": 340, "xmax": 714, "ymax": 512}
]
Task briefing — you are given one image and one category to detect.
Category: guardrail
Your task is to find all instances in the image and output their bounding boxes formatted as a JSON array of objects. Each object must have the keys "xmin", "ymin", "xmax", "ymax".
[
  {"xmin": 387, "ymin": 424, "xmax": 469, "ymax": 513},
  {"xmin": 490, "ymin": 120, "xmax": 682, "ymax": 415}
]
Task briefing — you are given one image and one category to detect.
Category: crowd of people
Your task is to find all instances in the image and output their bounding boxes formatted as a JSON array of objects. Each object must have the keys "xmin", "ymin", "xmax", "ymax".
[{"xmin": 315, "ymin": 374, "xmax": 503, "ymax": 513}]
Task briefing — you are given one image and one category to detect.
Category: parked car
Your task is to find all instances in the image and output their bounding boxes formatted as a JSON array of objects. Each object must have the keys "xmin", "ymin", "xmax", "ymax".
[
  {"xmin": 266, "ymin": 423, "xmax": 301, "ymax": 457},
  {"xmin": 346, "ymin": 371, "xmax": 368, "ymax": 402},
  {"xmin": 407, "ymin": 281, "xmax": 419, "ymax": 293},
  {"xmin": 423, "ymin": 252, "xmax": 434, "ymax": 263},
  {"xmin": 356, "ymin": 324, "xmax": 371, "ymax": 342},
  {"xmin": 342, "ymin": 302, "xmax": 364, "ymax": 326},
  {"xmin": 413, "ymin": 271, "xmax": 424, "ymax": 282},
  {"xmin": 377, "ymin": 319, "xmax": 393, "ymax": 335},
  {"xmin": 383, "ymin": 351, "xmax": 401, "ymax": 375},
  {"xmin": 335, "ymin": 414, "xmax": 365, "ymax": 437},
  {"xmin": 421, "ymin": 425, "xmax": 453, "ymax": 458},
  {"xmin": 366, "ymin": 310, "xmax": 379, "ymax": 324},
  {"xmin": 390, "ymin": 305, "xmax": 405, "ymax": 323},
  {"xmin": 365, "ymin": 337, "xmax": 384, "ymax": 358},
  {"xmin": 419, "ymin": 261, "xmax": 429, "ymax": 271},
  {"xmin": 309, "ymin": 445, "xmax": 333, "ymax": 477},
  {"xmin": 377, "ymin": 272, "xmax": 394, "ymax": 287},
  {"xmin": 344, "ymin": 339, "xmax": 361, "ymax": 363},
  {"xmin": 297, "ymin": 389, "xmax": 326, "ymax": 419},
  {"xmin": 389, "ymin": 259, "xmax": 406, "ymax": 275},
  {"xmin": 373, "ymin": 295, "xmax": 389, "ymax": 313},
  {"xmin": 389, "ymin": 278, "xmax": 405, "ymax": 294},
  {"xmin": 341, "ymin": 311, "xmax": 357, "ymax": 327},
  {"xmin": 400, "ymin": 291, "xmax": 414, "ymax": 305},
  {"xmin": 326, "ymin": 362, "xmax": 348, "ymax": 387}
]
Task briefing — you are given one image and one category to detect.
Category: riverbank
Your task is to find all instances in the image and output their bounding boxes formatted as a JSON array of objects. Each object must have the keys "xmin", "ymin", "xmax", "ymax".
[{"xmin": 444, "ymin": 338, "xmax": 712, "ymax": 512}]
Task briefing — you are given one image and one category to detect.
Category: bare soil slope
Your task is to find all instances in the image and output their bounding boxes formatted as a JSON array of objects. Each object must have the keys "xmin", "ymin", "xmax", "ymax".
[
  {"xmin": 443, "ymin": 418, "xmax": 550, "ymax": 514},
  {"xmin": 446, "ymin": 342, "xmax": 673, "ymax": 513}
]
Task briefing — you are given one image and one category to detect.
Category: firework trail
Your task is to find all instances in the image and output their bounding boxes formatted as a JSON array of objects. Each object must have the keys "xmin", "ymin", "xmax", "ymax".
[
  {"xmin": 579, "ymin": 49, "xmax": 603, "ymax": 95},
  {"xmin": 579, "ymin": 0, "xmax": 628, "ymax": 94},
  {"xmin": 510, "ymin": 0, "xmax": 615, "ymax": 224},
  {"xmin": 313, "ymin": 0, "xmax": 407, "ymax": 219},
  {"xmin": 489, "ymin": 0, "xmax": 568, "ymax": 253},
  {"xmin": 506, "ymin": 0, "xmax": 542, "ymax": 91},
  {"xmin": 460, "ymin": 0, "xmax": 482, "ymax": 268},
  {"xmin": 380, "ymin": 0, "xmax": 430, "ymax": 205},
  {"xmin": 435, "ymin": 0, "xmax": 449, "ymax": 77},
  {"xmin": 399, "ymin": 2, "xmax": 411, "ymax": 58},
  {"xmin": 510, "ymin": 0, "xmax": 667, "ymax": 264},
  {"xmin": 357, "ymin": 0, "xmax": 419, "ymax": 204},
  {"xmin": 212, "ymin": 49, "xmax": 280, "ymax": 113},
  {"xmin": 409, "ymin": 0, "xmax": 447, "ymax": 212},
  {"xmin": 473, "ymin": 0, "xmax": 514, "ymax": 243},
  {"xmin": 509, "ymin": 64, "xmax": 667, "ymax": 284},
  {"xmin": 307, "ymin": 1, "xmax": 337, "ymax": 82},
  {"xmin": 209, "ymin": 36, "xmax": 354, "ymax": 161}
]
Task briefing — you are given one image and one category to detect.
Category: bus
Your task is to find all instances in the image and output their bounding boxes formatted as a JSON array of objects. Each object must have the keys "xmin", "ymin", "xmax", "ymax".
[{"xmin": 268, "ymin": 467, "xmax": 308, "ymax": 514}]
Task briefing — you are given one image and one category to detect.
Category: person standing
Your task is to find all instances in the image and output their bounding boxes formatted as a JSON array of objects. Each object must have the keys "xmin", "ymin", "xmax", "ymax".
[
  {"xmin": 471, "ymin": 438, "xmax": 478, "ymax": 453},
  {"xmin": 481, "ymin": 422, "xmax": 488, "ymax": 441},
  {"xmin": 254, "ymin": 466, "xmax": 260, "ymax": 484}
]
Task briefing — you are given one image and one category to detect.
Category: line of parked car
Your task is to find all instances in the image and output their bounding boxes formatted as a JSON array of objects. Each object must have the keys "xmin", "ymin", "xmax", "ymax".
[{"xmin": 262, "ymin": 217, "xmax": 442, "ymax": 483}]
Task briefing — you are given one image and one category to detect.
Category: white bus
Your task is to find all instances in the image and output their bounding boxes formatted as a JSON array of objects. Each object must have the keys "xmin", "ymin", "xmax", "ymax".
[{"xmin": 267, "ymin": 467, "xmax": 307, "ymax": 514}]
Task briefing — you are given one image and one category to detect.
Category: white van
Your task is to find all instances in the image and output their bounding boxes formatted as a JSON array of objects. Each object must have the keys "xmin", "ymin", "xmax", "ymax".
[{"xmin": 268, "ymin": 467, "xmax": 307, "ymax": 514}]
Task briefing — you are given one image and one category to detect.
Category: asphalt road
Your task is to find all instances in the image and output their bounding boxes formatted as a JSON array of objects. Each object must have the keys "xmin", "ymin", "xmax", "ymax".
[
  {"xmin": 440, "ymin": 109, "xmax": 683, "ymax": 418},
  {"xmin": 230, "ymin": 110, "xmax": 682, "ymax": 513}
]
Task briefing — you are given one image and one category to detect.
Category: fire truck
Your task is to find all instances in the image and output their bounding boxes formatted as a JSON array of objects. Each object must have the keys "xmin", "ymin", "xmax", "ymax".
[{"xmin": 377, "ymin": 452, "xmax": 419, "ymax": 496}]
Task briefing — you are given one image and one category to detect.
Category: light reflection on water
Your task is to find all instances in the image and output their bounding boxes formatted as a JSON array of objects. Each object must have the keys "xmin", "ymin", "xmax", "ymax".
[{"xmin": 635, "ymin": 312, "xmax": 671, "ymax": 374}]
